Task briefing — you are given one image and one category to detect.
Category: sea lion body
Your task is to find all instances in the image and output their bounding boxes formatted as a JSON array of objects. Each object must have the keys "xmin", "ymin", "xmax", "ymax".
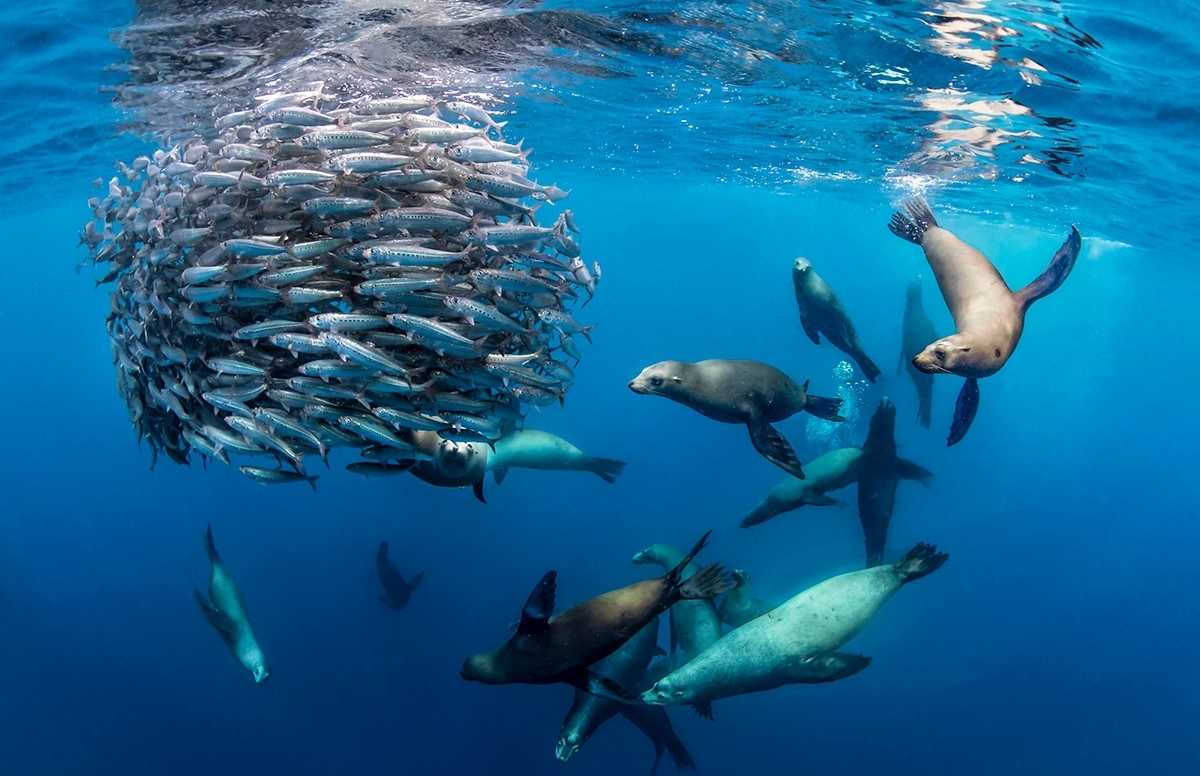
[
  {"xmin": 717, "ymin": 570, "xmax": 775, "ymax": 629},
  {"xmin": 740, "ymin": 446, "xmax": 864, "ymax": 527},
  {"xmin": 194, "ymin": 525, "xmax": 270, "ymax": 684},
  {"xmin": 376, "ymin": 540, "xmax": 423, "ymax": 611},
  {"xmin": 857, "ymin": 398, "xmax": 934, "ymax": 567},
  {"xmin": 488, "ymin": 429, "xmax": 626, "ymax": 484},
  {"xmin": 632, "ymin": 544, "xmax": 723, "ymax": 666},
  {"xmin": 792, "ymin": 257, "xmax": 880, "ymax": 382},
  {"xmin": 900, "ymin": 276, "xmax": 938, "ymax": 428},
  {"xmin": 629, "ymin": 359, "xmax": 844, "ymax": 479},
  {"xmin": 643, "ymin": 543, "xmax": 948, "ymax": 713}
]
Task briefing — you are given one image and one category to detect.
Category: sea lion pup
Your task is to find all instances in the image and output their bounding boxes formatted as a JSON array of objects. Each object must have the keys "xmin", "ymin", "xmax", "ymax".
[
  {"xmin": 857, "ymin": 397, "xmax": 935, "ymax": 567},
  {"xmin": 487, "ymin": 428, "xmax": 626, "ymax": 485},
  {"xmin": 408, "ymin": 430, "xmax": 489, "ymax": 503},
  {"xmin": 739, "ymin": 447, "xmax": 864, "ymax": 528},
  {"xmin": 461, "ymin": 532, "xmax": 729, "ymax": 701},
  {"xmin": 632, "ymin": 543, "xmax": 723, "ymax": 667},
  {"xmin": 557, "ymin": 617, "xmax": 696, "ymax": 773},
  {"xmin": 792, "ymin": 257, "xmax": 881, "ymax": 382},
  {"xmin": 194, "ymin": 525, "xmax": 270, "ymax": 684},
  {"xmin": 376, "ymin": 540, "xmax": 423, "ymax": 611},
  {"xmin": 900, "ymin": 276, "xmax": 938, "ymax": 428},
  {"xmin": 889, "ymin": 197, "xmax": 1081, "ymax": 445},
  {"xmin": 643, "ymin": 543, "xmax": 949, "ymax": 717},
  {"xmin": 717, "ymin": 570, "xmax": 774, "ymax": 629},
  {"xmin": 629, "ymin": 359, "xmax": 844, "ymax": 479}
]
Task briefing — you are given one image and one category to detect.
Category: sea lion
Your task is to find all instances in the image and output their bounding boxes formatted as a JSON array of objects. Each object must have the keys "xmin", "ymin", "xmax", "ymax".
[
  {"xmin": 717, "ymin": 570, "xmax": 774, "ymax": 629},
  {"xmin": 739, "ymin": 447, "xmax": 864, "ymax": 528},
  {"xmin": 632, "ymin": 543, "xmax": 723, "ymax": 667},
  {"xmin": 556, "ymin": 617, "xmax": 695, "ymax": 774},
  {"xmin": 408, "ymin": 430, "xmax": 489, "ymax": 503},
  {"xmin": 889, "ymin": 197, "xmax": 1081, "ymax": 445},
  {"xmin": 488, "ymin": 428, "xmax": 626, "ymax": 485},
  {"xmin": 792, "ymin": 257, "xmax": 881, "ymax": 382},
  {"xmin": 629, "ymin": 359, "xmax": 844, "ymax": 479},
  {"xmin": 643, "ymin": 543, "xmax": 948, "ymax": 716},
  {"xmin": 376, "ymin": 540, "xmax": 423, "ymax": 611},
  {"xmin": 899, "ymin": 276, "xmax": 938, "ymax": 428},
  {"xmin": 194, "ymin": 525, "xmax": 270, "ymax": 684},
  {"xmin": 857, "ymin": 397, "xmax": 935, "ymax": 567},
  {"xmin": 461, "ymin": 532, "xmax": 729, "ymax": 701}
]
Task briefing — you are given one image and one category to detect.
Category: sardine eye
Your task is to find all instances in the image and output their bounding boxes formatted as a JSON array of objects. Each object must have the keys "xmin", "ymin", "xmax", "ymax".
[{"xmin": 650, "ymin": 377, "xmax": 663, "ymax": 387}]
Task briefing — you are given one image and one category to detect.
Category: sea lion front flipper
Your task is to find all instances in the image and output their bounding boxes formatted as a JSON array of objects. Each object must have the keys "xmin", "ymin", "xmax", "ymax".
[
  {"xmin": 492, "ymin": 465, "xmax": 508, "ymax": 485},
  {"xmin": 472, "ymin": 480, "xmax": 486, "ymax": 504},
  {"xmin": 803, "ymin": 493, "xmax": 841, "ymax": 507},
  {"xmin": 407, "ymin": 571, "xmax": 424, "ymax": 591},
  {"xmin": 746, "ymin": 419, "xmax": 806, "ymax": 480},
  {"xmin": 563, "ymin": 668, "xmax": 640, "ymax": 704},
  {"xmin": 1016, "ymin": 226, "xmax": 1081, "ymax": 311},
  {"xmin": 947, "ymin": 377, "xmax": 980, "ymax": 447},
  {"xmin": 893, "ymin": 457, "xmax": 934, "ymax": 485},
  {"xmin": 851, "ymin": 350, "xmax": 882, "ymax": 383},
  {"xmin": 194, "ymin": 589, "xmax": 236, "ymax": 635},
  {"xmin": 798, "ymin": 308, "xmax": 821, "ymax": 345},
  {"xmin": 691, "ymin": 700, "xmax": 714, "ymax": 721},
  {"xmin": 517, "ymin": 571, "xmax": 557, "ymax": 635},
  {"xmin": 802, "ymin": 392, "xmax": 845, "ymax": 422}
]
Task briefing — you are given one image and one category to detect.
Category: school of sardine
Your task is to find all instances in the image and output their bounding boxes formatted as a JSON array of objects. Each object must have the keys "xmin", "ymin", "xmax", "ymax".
[{"xmin": 81, "ymin": 85, "xmax": 598, "ymax": 481}]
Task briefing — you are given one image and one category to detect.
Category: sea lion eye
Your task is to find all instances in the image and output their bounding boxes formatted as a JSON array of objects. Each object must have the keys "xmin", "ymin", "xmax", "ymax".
[
  {"xmin": 934, "ymin": 348, "xmax": 946, "ymax": 359},
  {"xmin": 673, "ymin": 690, "xmax": 685, "ymax": 697},
  {"xmin": 650, "ymin": 377, "xmax": 663, "ymax": 387}
]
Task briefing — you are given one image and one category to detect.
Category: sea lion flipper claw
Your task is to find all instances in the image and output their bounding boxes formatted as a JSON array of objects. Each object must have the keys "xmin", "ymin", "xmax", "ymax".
[
  {"xmin": 747, "ymin": 420, "xmax": 806, "ymax": 479},
  {"xmin": 517, "ymin": 570, "xmax": 557, "ymax": 635},
  {"xmin": 947, "ymin": 377, "xmax": 980, "ymax": 446}
]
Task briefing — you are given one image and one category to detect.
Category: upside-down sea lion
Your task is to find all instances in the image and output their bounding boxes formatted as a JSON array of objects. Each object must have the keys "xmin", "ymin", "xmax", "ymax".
[
  {"xmin": 717, "ymin": 570, "xmax": 774, "ymax": 629},
  {"xmin": 376, "ymin": 540, "xmax": 423, "ymax": 611},
  {"xmin": 792, "ymin": 257, "xmax": 881, "ymax": 382},
  {"xmin": 408, "ymin": 430, "xmax": 489, "ymax": 502},
  {"xmin": 899, "ymin": 276, "xmax": 938, "ymax": 428},
  {"xmin": 739, "ymin": 447, "xmax": 864, "ymax": 528},
  {"xmin": 857, "ymin": 397, "xmax": 934, "ymax": 567},
  {"xmin": 461, "ymin": 532, "xmax": 729, "ymax": 701},
  {"xmin": 889, "ymin": 197, "xmax": 1081, "ymax": 445},
  {"xmin": 642, "ymin": 543, "xmax": 948, "ymax": 717},
  {"xmin": 632, "ymin": 543, "xmax": 723, "ymax": 668},
  {"xmin": 194, "ymin": 525, "xmax": 271, "ymax": 684},
  {"xmin": 629, "ymin": 359, "xmax": 844, "ymax": 479},
  {"xmin": 488, "ymin": 428, "xmax": 626, "ymax": 485}
]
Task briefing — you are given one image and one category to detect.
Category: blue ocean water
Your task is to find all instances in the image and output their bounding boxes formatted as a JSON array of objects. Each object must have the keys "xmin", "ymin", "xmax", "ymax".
[{"xmin": 1, "ymin": 1, "xmax": 1198, "ymax": 774}]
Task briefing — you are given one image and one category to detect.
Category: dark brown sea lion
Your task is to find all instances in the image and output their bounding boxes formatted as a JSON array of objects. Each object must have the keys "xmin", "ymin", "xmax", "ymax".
[
  {"xmin": 889, "ymin": 197, "xmax": 1080, "ymax": 445},
  {"xmin": 792, "ymin": 257, "xmax": 881, "ymax": 382},
  {"xmin": 628, "ymin": 359, "xmax": 844, "ymax": 479},
  {"xmin": 899, "ymin": 276, "xmax": 938, "ymax": 428},
  {"xmin": 857, "ymin": 397, "xmax": 934, "ymax": 567},
  {"xmin": 461, "ymin": 532, "xmax": 729, "ymax": 701}
]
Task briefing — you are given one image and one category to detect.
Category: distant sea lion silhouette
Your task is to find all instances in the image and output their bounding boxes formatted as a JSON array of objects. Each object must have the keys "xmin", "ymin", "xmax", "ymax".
[
  {"xmin": 792, "ymin": 257, "xmax": 881, "ymax": 382},
  {"xmin": 899, "ymin": 276, "xmax": 939, "ymax": 428},
  {"xmin": 376, "ymin": 541, "xmax": 423, "ymax": 611},
  {"xmin": 194, "ymin": 525, "xmax": 270, "ymax": 684},
  {"xmin": 889, "ymin": 197, "xmax": 1080, "ymax": 444}
]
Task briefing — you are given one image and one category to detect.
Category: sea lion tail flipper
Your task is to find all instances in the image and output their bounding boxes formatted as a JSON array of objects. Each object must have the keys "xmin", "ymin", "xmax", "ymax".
[
  {"xmin": 894, "ymin": 457, "xmax": 934, "ymax": 485},
  {"xmin": 202, "ymin": 524, "xmax": 220, "ymax": 563},
  {"xmin": 472, "ymin": 480, "xmax": 486, "ymax": 503},
  {"xmin": 564, "ymin": 668, "xmax": 640, "ymax": 704},
  {"xmin": 517, "ymin": 570, "xmax": 557, "ymax": 635},
  {"xmin": 664, "ymin": 531, "xmax": 711, "ymax": 589},
  {"xmin": 492, "ymin": 465, "xmax": 508, "ymax": 485},
  {"xmin": 888, "ymin": 197, "xmax": 937, "ymax": 244},
  {"xmin": 803, "ymin": 393, "xmax": 845, "ymax": 423},
  {"xmin": 692, "ymin": 700, "xmax": 714, "ymax": 720},
  {"xmin": 746, "ymin": 420, "xmax": 807, "ymax": 479},
  {"xmin": 407, "ymin": 571, "xmax": 424, "ymax": 591},
  {"xmin": 676, "ymin": 562, "xmax": 731, "ymax": 601},
  {"xmin": 947, "ymin": 377, "xmax": 980, "ymax": 446},
  {"xmin": 586, "ymin": 457, "xmax": 627, "ymax": 484},
  {"xmin": 895, "ymin": 542, "xmax": 949, "ymax": 583},
  {"xmin": 1016, "ymin": 226, "xmax": 1081, "ymax": 311},
  {"xmin": 194, "ymin": 589, "xmax": 235, "ymax": 634}
]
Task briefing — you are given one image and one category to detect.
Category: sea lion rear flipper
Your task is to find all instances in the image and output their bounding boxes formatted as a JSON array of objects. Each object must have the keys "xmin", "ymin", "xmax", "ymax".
[
  {"xmin": 194, "ymin": 589, "xmax": 236, "ymax": 635},
  {"xmin": 472, "ymin": 480, "xmax": 486, "ymax": 503},
  {"xmin": 853, "ymin": 351, "xmax": 882, "ymax": 383},
  {"xmin": 746, "ymin": 419, "xmax": 807, "ymax": 479},
  {"xmin": 802, "ymin": 393, "xmax": 845, "ymax": 422},
  {"xmin": 888, "ymin": 196, "xmax": 938, "ymax": 244},
  {"xmin": 894, "ymin": 542, "xmax": 949, "ymax": 583},
  {"xmin": 492, "ymin": 465, "xmax": 508, "ymax": 485},
  {"xmin": 564, "ymin": 668, "xmax": 640, "ymax": 704},
  {"xmin": 798, "ymin": 309, "xmax": 821, "ymax": 345},
  {"xmin": 203, "ymin": 524, "xmax": 220, "ymax": 563},
  {"xmin": 691, "ymin": 700, "xmax": 714, "ymax": 721},
  {"xmin": 893, "ymin": 457, "xmax": 934, "ymax": 485},
  {"xmin": 407, "ymin": 571, "xmax": 424, "ymax": 591},
  {"xmin": 586, "ymin": 457, "xmax": 627, "ymax": 484},
  {"xmin": 676, "ymin": 562, "xmax": 730, "ymax": 601},
  {"xmin": 517, "ymin": 570, "xmax": 557, "ymax": 635},
  {"xmin": 377, "ymin": 594, "xmax": 402, "ymax": 610},
  {"xmin": 1016, "ymin": 226, "xmax": 1081, "ymax": 311},
  {"xmin": 947, "ymin": 377, "xmax": 980, "ymax": 446}
]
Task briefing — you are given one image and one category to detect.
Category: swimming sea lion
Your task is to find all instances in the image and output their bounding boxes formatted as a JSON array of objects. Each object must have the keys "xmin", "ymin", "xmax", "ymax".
[
  {"xmin": 461, "ymin": 532, "xmax": 729, "ymax": 701},
  {"xmin": 739, "ymin": 447, "xmax": 864, "ymax": 528},
  {"xmin": 642, "ymin": 543, "xmax": 948, "ymax": 716},
  {"xmin": 889, "ymin": 197, "xmax": 1081, "ymax": 444},
  {"xmin": 409, "ymin": 431, "xmax": 489, "ymax": 503},
  {"xmin": 857, "ymin": 398, "xmax": 934, "ymax": 567},
  {"xmin": 488, "ymin": 428, "xmax": 626, "ymax": 485},
  {"xmin": 376, "ymin": 540, "xmax": 423, "ymax": 611},
  {"xmin": 632, "ymin": 543, "xmax": 723, "ymax": 667},
  {"xmin": 629, "ymin": 359, "xmax": 844, "ymax": 479},
  {"xmin": 792, "ymin": 257, "xmax": 881, "ymax": 382},
  {"xmin": 194, "ymin": 525, "xmax": 270, "ymax": 684},
  {"xmin": 717, "ymin": 570, "xmax": 774, "ymax": 629},
  {"xmin": 557, "ymin": 617, "xmax": 694, "ymax": 774},
  {"xmin": 899, "ymin": 276, "xmax": 938, "ymax": 428}
]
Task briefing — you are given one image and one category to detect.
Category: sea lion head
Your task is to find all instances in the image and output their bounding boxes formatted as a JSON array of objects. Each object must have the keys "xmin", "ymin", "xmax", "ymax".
[
  {"xmin": 460, "ymin": 652, "xmax": 502, "ymax": 684},
  {"xmin": 867, "ymin": 396, "xmax": 897, "ymax": 435},
  {"xmin": 730, "ymin": 569, "xmax": 750, "ymax": 589},
  {"xmin": 631, "ymin": 544, "xmax": 667, "ymax": 566},
  {"xmin": 555, "ymin": 729, "xmax": 588, "ymax": 762},
  {"xmin": 247, "ymin": 649, "xmax": 271, "ymax": 685},
  {"xmin": 436, "ymin": 439, "xmax": 480, "ymax": 477},
  {"xmin": 912, "ymin": 336, "xmax": 971, "ymax": 375},
  {"xmin": 628, "ymin": 361, "xmax": 686, "ymax": 396},
  {"xmin": 792, "ymin": 256, "xmax": 813, "ymax": 276},
  {"xmin": 641, "ymin": 676, "xmax": 694, "ymax": 706}
]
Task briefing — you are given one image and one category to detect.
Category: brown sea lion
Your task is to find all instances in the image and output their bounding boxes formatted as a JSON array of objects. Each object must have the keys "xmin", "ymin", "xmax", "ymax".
[
  {"xmin": 628, "ymin": 359, "xmax": 844, "ymax": 479},
  {"xmin": 792, "ymin": 257, "xmax": 881, "ymax": 382},
  {"xmin": 461, "ymin": 532, "xmax": 729, "ymax": 701},
  {"xmin": 899, "ymin": 276, "xmax": 938, "ymax": 428},
  {"xmin": 889, "ymin": 197, "xmax": 1080, "ymax": 445}
]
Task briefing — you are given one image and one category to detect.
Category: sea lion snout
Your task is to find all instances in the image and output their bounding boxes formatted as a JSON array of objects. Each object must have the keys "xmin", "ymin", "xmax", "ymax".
[
  {"xmin": 555, "ymin": 735, "xmax": 582, "ymax": 762},
  {"xmin": 792, "ymin": 257, "xmax": 812, "ymax": 274}
]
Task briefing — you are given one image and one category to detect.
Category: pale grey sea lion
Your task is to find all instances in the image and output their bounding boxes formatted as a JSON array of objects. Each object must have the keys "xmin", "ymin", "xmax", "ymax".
[
  {"xmin": 642, "ymin": 543, "xmax": 948, "ymax": 717},
  {"xmin": 792, "ymin": 257, "xmax": 881, "ymax": 382},
  {"xmin": 632, "ymin": 543, "xmax": 723, "ymax": 668},
  {"xmin": 488, "ymin": 428, "xmax": 625, "ymax": 485},
  {"xmin": 740, "ymin": 447, "xmax": 864, "ymax": 528},
  {"xmin": 194, "ymin": 525, "xmax": 271, "ymax": 684},
  {"xmin": 717, "ymin": 570, "xmax": 774, "ymax": 629}
]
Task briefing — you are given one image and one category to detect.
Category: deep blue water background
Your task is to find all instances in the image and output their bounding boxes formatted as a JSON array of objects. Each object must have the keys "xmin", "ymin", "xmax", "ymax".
[{"xmin": 2, "ymin": 1, "xmax": 1199, "ymax": 774}]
